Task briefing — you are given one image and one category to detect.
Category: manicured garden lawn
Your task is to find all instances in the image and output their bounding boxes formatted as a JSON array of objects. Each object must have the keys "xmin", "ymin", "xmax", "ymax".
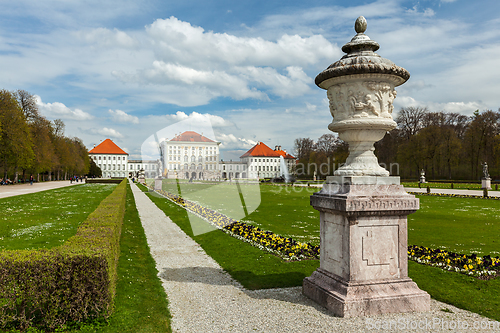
[
  {"xmin": 99, "ymin": 183, "xmax": 171, "ymax": 333},
  {"xmin": 0, "ymin": 184, "xmax": 116, "ymax": 250},
  {"xmin": 143, "ymin": 186, "xmax": 319, "ymax": 290},
  {"xmin": 3, "ymin": 183, "xmax": 172, "ymax": 333},
  {"xmin": 152, "ymin": 180, "xmax": 320, "ymax": 245},
  {"xmin": 142, "ymin": 182, "xmax": 500, "ymax": 321},
  {"xmin": 154, "ymin": 179, "xmax": 264, "ymax": 223},
  {"xmin": 242, "ymin": 184, "xmax": 320, "ymax": 246},
  {"xmin": 409, "ymin": 195, "xmax": 500, "ymax": 256},
  {"xmin": 403, "ymin": 181, "xmax": 499, "ymax": 191},
  {"xmin": 409, "ymin": 261, "xmax": 500, "ymax": 321}
]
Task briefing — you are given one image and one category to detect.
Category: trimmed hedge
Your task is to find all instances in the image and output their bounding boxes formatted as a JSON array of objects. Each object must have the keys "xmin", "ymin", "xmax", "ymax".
[{"xmin": 0, "ymin": 179, "xmax": 127, "ymax": 332}]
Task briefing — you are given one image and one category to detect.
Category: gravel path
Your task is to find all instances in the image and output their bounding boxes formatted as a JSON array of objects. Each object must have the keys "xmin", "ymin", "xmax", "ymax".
[
  {"xmin": 130, "ymin": 181, "xmax": 500, "ymax": 332},
  {"xmin": 0, "ymin": 180, "xmax": 79, "ymax": 199}
]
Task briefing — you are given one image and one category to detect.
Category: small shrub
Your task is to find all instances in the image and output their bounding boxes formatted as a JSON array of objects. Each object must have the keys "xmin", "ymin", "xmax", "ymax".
[
  {"xmin": 451, "ymin": 183, "xmax": 454, "ymax": 189},
  {"xmin": 426, "ymin": 185, "xmax": 431, "ymax": 194},
  {"xmin": 483, "ymin": 188, "xmax": 488, "ymax": 198}
]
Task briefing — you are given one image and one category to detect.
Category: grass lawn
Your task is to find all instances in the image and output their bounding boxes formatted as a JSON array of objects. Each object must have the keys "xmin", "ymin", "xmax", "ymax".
[
  {"xmin": 2, "ymin": 183, "xmax": 171, "ymax": 333},
  {"xmin": 242, "ymin": 184, "xmax": 319, "ymax": 246},
  {"xmin": 403, "ymin": 181, "xmax": 499, "ymax": 191},
  {"xmin": 98, "ymin": 183, "xmax": 171, "ymax": 333},
  {"xmin": 153, "ymin": 180, "xmax": 320, "ymax": 245},
  {"xmin": 409, "ymin": 261, "xmax": 500, "ymax": 321},
  {"xmin": 141, "ymin": 184, "xmax": 319, "ymax": 290},
  {"xmin": 0, "ymin": 184, "xmax": 117, "ymax": 250},
  {"xmin": 409, "ymin": 195, "xmax": 500, "ymax": 256},
  {"xmin": 142, "ymin": 182, "xmax": 500, "ymax": 322}
]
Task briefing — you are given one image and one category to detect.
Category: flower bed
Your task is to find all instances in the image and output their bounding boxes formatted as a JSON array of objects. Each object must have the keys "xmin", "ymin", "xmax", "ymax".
[
  {"xmin": 408, "ymin": 245, "xmax": 500, "ymax": 278},
  {"xmin": 148, "ymin": 186, "xmax": 320, "ymax": 260},
  {"xmin": 407, "ymin": 191, "xmax": 500, "ymax": 200},
  {"xmin": 146, "ymin": 185, "xmax": 499, "ymax": 276}
]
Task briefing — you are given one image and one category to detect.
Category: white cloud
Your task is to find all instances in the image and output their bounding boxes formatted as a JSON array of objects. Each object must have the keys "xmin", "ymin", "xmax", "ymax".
[
  {"xmin": 114, "ymin": 61, "xmax": 267, "ymax": 101},
  {"xmin": 393, "ymin": 95, "xmax": 484, "ymax": 116},
  {"xmin": 108, "ymin": 16, "xmax": 339, "ymax": 105},
  {"xmin": 306, "ymin": 102, "xmax": 317, "ymax": 112},
  {"xmin": 146, "ymin": 17, "xmax": 339, "ymax": 68},
  {"xmin": 77, "ymin": 28, "xmax": 137, "ymax": 48},
  {"xmin": 35, "ymin": 95, "xmax": 93, "ymax": 120},
  {"xmin": 236, "ymin": 66, "xmax": 311, "ymax": 98},
  {"xmin": 406, "ymin": 5, "xmax": 435, "ymax": 17},
  {"xmin": 168, "ymin": 111, "xmax": 232, "ymax": 127},
  {"xmin": 434, "ymin": 102, "xmax": 483, "ymax": 114},
  {"xmin": 217, "ymin": 133, "xmax": 257, "ymax": 149},
  {"xmin": 88, "ymin": 127, "xmax": 124, "ymax": 139},
  {"xmin": 109, "ymin": 109, "xmax": 139, "ymax": 124}
]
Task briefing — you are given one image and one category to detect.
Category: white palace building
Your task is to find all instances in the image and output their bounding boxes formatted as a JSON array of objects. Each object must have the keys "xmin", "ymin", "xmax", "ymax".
[{"xmin": 89, "ymin": 132, "xmax": 295, "ymax": 180}]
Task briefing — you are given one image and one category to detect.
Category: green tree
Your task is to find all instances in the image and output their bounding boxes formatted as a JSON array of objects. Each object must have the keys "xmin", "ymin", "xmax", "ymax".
[
  {"xmin": 87, "ymin": 157, "xmax": 102, "ymax": 177},
  {"xmin": 0, "ymin": 90, "xmax": 34, "ymax": 180},
  {"xmin": 29, "ymin": 116, "xmax": 56, "ymax": 180},
  {"xmin": 463, "ymin": 110, "xmax": 500, "ymax": 179}
]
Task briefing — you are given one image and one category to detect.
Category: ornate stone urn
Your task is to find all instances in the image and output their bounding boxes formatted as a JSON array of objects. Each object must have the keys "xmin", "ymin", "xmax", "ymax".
[
  {"xmin": 302, "ymin": 16, "xmax": 430, "ymax": 317},
  {"xmin": 316, "ymin": 16, "xmax": 409, "ymax": 176}
]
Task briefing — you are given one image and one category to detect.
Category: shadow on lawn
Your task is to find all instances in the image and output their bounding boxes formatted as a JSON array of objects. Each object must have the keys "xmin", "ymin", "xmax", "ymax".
[{"xmin": 158, "ymin": 266, "xmax": 330, "ymax": 312}]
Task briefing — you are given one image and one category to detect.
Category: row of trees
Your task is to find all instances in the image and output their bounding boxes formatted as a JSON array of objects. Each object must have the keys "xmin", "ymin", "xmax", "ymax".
[
  {"xmin": 0, "ymin": 89, "xmax": 92, "ymax": 182},
  {"xmin": 293, "ymin": 107, "xmax": 500, "ymax": 180}
]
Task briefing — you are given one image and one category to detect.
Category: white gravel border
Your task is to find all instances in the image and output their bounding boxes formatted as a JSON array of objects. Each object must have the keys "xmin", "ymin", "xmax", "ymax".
[{"xmin": 130, "ymin": 181, "xmax": 500, "ymax": 332}]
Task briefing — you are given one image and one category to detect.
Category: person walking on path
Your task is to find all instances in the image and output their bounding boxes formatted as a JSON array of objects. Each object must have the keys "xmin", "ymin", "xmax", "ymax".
[{"xmin": 30, "ymin": 175, "xmax": 33, "ymax": 185}]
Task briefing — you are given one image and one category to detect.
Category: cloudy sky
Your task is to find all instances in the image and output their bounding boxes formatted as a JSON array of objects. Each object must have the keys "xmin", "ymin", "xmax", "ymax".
[{"xmin": 1, "ymin": 0, "xmax": 499, "ymax": 159}]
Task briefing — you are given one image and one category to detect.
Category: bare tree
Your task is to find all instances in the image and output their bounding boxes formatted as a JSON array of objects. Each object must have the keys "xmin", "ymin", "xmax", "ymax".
[
  {"xmin": 293, "ymin": 138, "xmax": 315, "ymax": 162},
  {"xmin": 396, "ymin": 106, "xmax": 428, "ymax": 140},
  {"xmin": 315, "ymin": 133, "xmax": 341, "ymax": 156},
  {"xmin": 53, "ymin": 119, "xmax": 65, "ymax": 137},
  {"xmin": 15, "ymin": 89, "xmax": 40, "ymax": 123}
]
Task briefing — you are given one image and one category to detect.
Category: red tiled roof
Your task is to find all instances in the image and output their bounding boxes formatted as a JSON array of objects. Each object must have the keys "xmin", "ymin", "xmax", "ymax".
[
  {"xmin": 170, "ymin": 131, "xmax": 215, "ymax": 142},
  {"xmin": 88, "ymin": 139, "xmax": 128, "ymax": 155},
  {"xmin": 240, "ymin": 142, "xmax": 295, "ymax": 159},
  {"xmin": 274, "ymin": 149, "xmax": 296, "ymax": 159}
]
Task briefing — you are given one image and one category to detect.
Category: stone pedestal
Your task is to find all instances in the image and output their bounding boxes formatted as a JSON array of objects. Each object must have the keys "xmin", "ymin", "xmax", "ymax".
[
  {"xmin": 482, "ymin": 178, "xmax": 491, "ymax": 190},
  {"xmin": 419, "ymin": 176, "xmax": 426, "ymax": 183},
  {"xmin": 155, "ymin": 177, "xmax": 163, "ymax": 191},
  {"xmin": 303, "ymin": 176, "xmax": 430, "ymax": 317}
]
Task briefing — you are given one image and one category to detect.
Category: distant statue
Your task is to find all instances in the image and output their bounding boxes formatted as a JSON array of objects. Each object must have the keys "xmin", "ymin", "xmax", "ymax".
[
  {"xmin": 419, "ymin": 169, "xmax": 426, "ymax": 183},
  {"xmin": 157, "ymin": 159, "xmax": 163, "ymax": 178},
  {"xmin": 482, "ymin": 162, "xmax": 490, "ymax": 179}
]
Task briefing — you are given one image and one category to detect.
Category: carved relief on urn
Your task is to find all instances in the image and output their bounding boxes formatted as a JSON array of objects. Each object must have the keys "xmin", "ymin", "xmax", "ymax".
[
  {"xmin": 327, "ymin": 80, "xmax": 398, "ymax": 121},
  {"xmin": 316, "ymin": 16, "xmax": 409, "ymax": 177}
]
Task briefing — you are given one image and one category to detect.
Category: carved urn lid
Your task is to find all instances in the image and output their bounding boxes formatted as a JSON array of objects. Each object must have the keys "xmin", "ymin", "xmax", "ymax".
[{"xmin": 315, "ymin": 16, "xmax": 410, "ymax": 89}]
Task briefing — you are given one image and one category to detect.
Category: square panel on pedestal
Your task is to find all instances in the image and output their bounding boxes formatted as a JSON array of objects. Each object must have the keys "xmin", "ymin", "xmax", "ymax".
[
  {"xmin": 359, "ymin": 225, "xmax": 399, "ymax": 280},
  {"xmin": 321, "ymin": 213, "xmax": 345, "ymax": 278}
]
